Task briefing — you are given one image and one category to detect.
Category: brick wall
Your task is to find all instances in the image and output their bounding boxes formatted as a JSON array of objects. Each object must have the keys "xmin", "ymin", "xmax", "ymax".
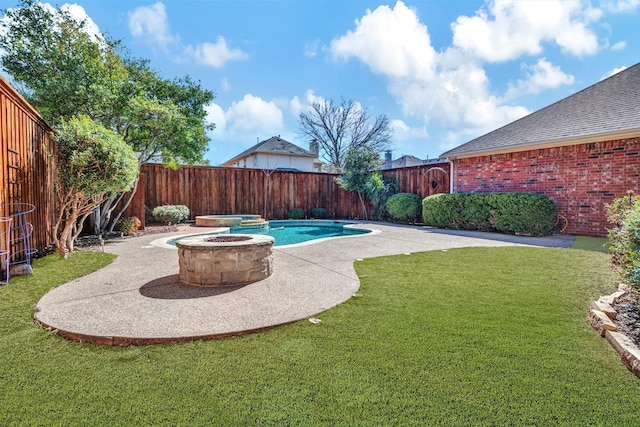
[{"xmin": 452, "ymin": 137, "xmax": 640, "ymax": 237}]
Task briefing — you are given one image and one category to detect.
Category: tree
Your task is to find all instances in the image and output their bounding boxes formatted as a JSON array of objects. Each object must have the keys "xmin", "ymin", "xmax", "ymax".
[
  {"xmin": 366, "ymin": 172, "xmax": 399, "ymax": 220},
  {"xmin": 337, "ymin": 146, "xmax": 382, "ymax": 220},
  {"xmin": 0, "ymin": 0, "xmax": 128, "ymax": 126},
  {"xmin": 298, "ymin": 97, "xmax": 392, "ymax": 171},
  {"xmin": 52, "ymin": 115, "xmax": 138, "ymax": 258},
  {"xmin": 0, "ymin": 0, "xmax": 215, "ymax": 232},
  {"xmin": 98, "ymin": 67, "xmax": 214, "ymax": 231}
]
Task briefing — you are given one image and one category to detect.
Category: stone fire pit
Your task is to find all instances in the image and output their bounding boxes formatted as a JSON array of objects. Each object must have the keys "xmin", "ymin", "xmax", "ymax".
[{"xmin": 176, "ymin": 234, "xmax": 274, "ymax": 287}]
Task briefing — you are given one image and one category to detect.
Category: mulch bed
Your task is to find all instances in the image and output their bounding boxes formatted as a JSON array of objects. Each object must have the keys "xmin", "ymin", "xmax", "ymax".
[
  {"xmin": 614, "ymin": 294, "xmax": 640, "ymax": 347},
  {"xmin": 75, "ymin": 224, "xmax": 179, "ymax": 251}
]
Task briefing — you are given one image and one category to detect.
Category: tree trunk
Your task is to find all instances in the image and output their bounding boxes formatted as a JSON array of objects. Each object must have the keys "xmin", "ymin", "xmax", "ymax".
[
  {"xmin": 358, "ymin": 191, "xmax": 368, "ymax": 220},
  {"xmin": 106, "ymin": 174, "xmax": 141, "ymax": 232},
  {"xmin": 54, "ymin": 193, "xmax": 106, "ymax": 258},
  {"xmin": 57, "ymin": 220, "xmax": 75, "ymax": 259}
]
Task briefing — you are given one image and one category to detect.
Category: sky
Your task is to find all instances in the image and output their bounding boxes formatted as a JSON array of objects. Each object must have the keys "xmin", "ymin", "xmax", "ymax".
[{"xmin": 2, "ymin": 0, "xmax": 640, "ymax": 166}]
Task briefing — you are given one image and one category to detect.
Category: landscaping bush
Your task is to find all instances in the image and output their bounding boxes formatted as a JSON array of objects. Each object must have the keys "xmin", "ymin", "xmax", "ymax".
[
  {"xmin": 310, "ymin": 208, "xmax": 326, "ymax": 219},
  {"xmin": 366, "ymin": 172, "xmax": 399, "ymax": 221},
  {"xmin": 606, "ymin": 193, "xmax": 640, "ymax": 289},
  {"xmin": 288, "ymin": 208, "xmax": 305, "ymax": 219},
  {"xmin": 422, "ymin": 193, "xmax": 465, "ymax": 229},
  {"xmin": 386, "ymin": 192, "xmax": 422, "ymax": 223},
  {"xmin": 152, "ymin": 205, "xmax": 190, "ymax": 225},
  {"xmin": 144, "ymin": 205, "xmax": 155, "ymax": 225},
  {"xmin": 493, "ymin": 193, "xmax": 556, "ymax": 235},
  {"xmin": 422, "ymin": 192, "xmax": 556, "ymax": 236},
  {"xmin": 116, "ymin": 216, "xmax": 141, "ymax": 236}
]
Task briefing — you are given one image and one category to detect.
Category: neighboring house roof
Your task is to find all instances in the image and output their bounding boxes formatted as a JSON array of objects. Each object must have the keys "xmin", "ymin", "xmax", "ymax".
[
  {"xmin": 390, "ymin": 155, "xmax": 425, "ymax": 168},
  {"xmin": 222, "ymin": 136, "xmax": 317, "ymax": 165},
  {"xmin": 383, "ymin": 155, "xmax": 444, "ymax": 169},
  {"xmin": 441, "ymin": 62, "xmax": 640, "ymax": 159}
]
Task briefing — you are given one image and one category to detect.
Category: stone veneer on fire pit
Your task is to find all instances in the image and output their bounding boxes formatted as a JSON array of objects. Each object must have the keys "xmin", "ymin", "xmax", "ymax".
[{"xmin": 176, "ymin": 234, "xmax": 274, "ymax": 287}]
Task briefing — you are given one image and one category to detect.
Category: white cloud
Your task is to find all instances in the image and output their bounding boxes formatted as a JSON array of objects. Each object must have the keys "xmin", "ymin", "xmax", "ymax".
[
  {"xmin": 330, "ymin": 2, "xmax": 530, "ymax": 149},
  {"xmin": 128, "ymin": 2, "xmax": 175, "ymax": 51},
  {"xmin": 1, "ymin": 3, "xmax": 105, "ymax": 52},
  {"xmin": 289, "ymin": 89, "xmax": 326, "ymax": 118},
  {"xmin": 611, "ymin": 41, "xmax": 626, "ymax": 51},
  {"xmin": 603, "ymin": 0, "xmax": 640, "ymax": 12},
  {"xmin": 61, "ymin": 3, "xmax": 102, "ymax": 41},
  {"xmin": 225, "ymin": 94, "xmax": 283, "ymax": 135},
  {"xmin": 184, "ymin": 36, "xmax": 247, "ymax": 68},
  {"xmin": 331, "ymin": 1, "xmax": 437, "ymax": 81},
  {"xmin": 505, "ymin": 59, "xmax": 574, "ymax": 98},
  {"xmin": 220, "ymin": 77, "xmax": 231, "ymax": 92},
  {"xmin": 204, "ymin": 103, "xmax": 227, "ymax": 137},
  {"xmin": 452, "ymin": 0, "xmax": 600, "ymax": 62},
  {"xmin": 289, "ymin": 96, "xmax": 303, "ymax": 118},
  {"xmin": 204, "ymin": 95, "xmax": 286, "ymax": 162},
  {"xmin": 389, "ymin": 119, "xmax": 429, "ymax": 152},
  {"xmin": 304, "ymin": 39, "xmax": 319, "ymax": 58},
  {"xmin": 127, "ymin": 2, "xmax": 246, "ymax": 67},
  {"xmin": 601, "ymin": 65, "xmax": 628, "ymax": 80}
]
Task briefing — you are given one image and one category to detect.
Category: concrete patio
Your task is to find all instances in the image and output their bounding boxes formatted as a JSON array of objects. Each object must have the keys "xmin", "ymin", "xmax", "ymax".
[{"xmin": 33, "ymin": 223, "xmax": 575, "ymax": 346}]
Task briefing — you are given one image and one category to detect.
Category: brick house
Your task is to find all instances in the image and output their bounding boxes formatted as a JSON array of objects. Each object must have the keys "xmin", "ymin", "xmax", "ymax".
[{"xmin": 441, "ymin": 63, "xmax": 640, "ymax": 237}]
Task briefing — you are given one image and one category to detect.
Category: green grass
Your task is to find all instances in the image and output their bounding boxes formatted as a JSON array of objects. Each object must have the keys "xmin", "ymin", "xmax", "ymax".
[
  {"xmin": 1, "ymin": 247, "xmax": 639, "ymax": 425},
  {"xmin": 572, "ymin": 236, "xmax": 611, "ymax": 253}
]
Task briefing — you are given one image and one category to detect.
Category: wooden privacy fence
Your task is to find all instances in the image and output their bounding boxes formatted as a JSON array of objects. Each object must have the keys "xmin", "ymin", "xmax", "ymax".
[
  {"xmin": 123, "ymin": 162, "xmax": 450, "ymax": 227},
  {"xmin": 0, "ymin": 73, "xmax": 450, "ymax": 255},
  {"xmin": 0, "ymin": 75, "xmax": 58, "ymax": 256}
]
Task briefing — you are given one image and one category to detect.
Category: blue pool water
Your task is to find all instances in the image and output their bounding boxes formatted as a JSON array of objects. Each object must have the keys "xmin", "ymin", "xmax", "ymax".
[{"xmin": 171, "ymin": 220, "xmax": 370, "ymax": 247}]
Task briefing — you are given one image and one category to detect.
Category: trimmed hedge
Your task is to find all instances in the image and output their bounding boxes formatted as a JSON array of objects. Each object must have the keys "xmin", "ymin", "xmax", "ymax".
[
  {"xmin": 288, "ymin": 208, "xmax": 305, "ymax": 219},
  {"xmin": 310, "ymin": 208, "xmax": 326, "ymax": 219},
  {"xmin": 422, "ymin": 192, "xmax": 556, "ymax": 236},
  {"xmin": 386, "ymin": 192, "xmax": 422, "ymax": 223},
  {"xmin": 152, "ymin": 205, "xmax": 190, "ymax": 225}
]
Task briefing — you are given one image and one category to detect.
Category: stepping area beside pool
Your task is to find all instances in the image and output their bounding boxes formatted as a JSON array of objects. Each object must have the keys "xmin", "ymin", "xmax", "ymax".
[{"xmin": 33, "ymin": 223, "xmax": 575, "ymax": 346}]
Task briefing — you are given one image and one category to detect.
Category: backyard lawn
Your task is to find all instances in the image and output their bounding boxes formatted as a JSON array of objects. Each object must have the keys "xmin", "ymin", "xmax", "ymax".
[{"xmin": 1, "ymin": 244, "xmax": 639, "ymax": 425}]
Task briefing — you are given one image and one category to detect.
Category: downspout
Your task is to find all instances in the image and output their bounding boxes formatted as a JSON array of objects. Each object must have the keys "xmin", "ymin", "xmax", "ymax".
[{"xmin": 445, "ymin": 158, "xmax": 454, "ymax": 194}]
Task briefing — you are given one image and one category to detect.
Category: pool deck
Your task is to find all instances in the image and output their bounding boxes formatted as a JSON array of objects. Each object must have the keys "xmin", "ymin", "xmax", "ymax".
[{"xmin": 34, "ymin": 222, "xmax": 575, "ymax": 346}]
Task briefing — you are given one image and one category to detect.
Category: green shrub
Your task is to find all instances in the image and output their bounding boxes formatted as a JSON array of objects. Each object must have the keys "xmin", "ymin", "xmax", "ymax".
[
  {"xmin": 116, "ymin": 216, "xmax": 141, "ymax": 236},
  {"xmin": 310, "ymin": 208, "xmax": 326, "ymax": 219},
  {"xmin": 606, "ymin": 193, "xmax": 640, "ymax": 288},
  {"xmin": 288, "ymin": 208, "xmax": 305, "ymax": 219},
  {"xmin": 422, "ymin": 192, "xmax": 555, "ymax": 236},
  {"xmin": 366, "ymin": 173, "xmax": 399, "ymax": 220},
  {"xmin": 422, "ymin": 193, "xmax": 465, "ymax": 229},
  {"xmin": 493, "ymin": 193, "xmax": 555, "ymax": 235},
  {"xmin": 144, "ymin": 205, "xmax": 155, "ymax": 224},
  {"xmin": 152, "ymin": 205, "xmax": 190, "ymax": 225},
  {"xmin": 461, "ymin": 193, "xmax": 498, "ymax": 231},
  {"xmin": 386, "ymin": 193, "xmax": 422, "ymax": 223}
]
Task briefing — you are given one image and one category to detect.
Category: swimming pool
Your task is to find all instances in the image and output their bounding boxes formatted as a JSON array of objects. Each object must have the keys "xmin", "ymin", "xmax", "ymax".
[
  {"xmin": 164, "ymin": 220, "xmax": 372, "ymax": 248},
  {"xmin": 231, "ymin": 220, "xmax": 371, "ymax": 246}
]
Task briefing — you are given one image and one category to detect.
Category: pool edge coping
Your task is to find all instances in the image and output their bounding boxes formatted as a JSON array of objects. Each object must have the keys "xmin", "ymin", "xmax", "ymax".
[{"xmin": 150, "ymin": 221, "xmax": 381, "ymax": 250}]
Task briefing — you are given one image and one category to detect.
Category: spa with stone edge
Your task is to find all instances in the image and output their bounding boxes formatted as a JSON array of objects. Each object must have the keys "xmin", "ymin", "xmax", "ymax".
[{"xmin": 176, "ymin": 234, "xmax": 274, "ymax": 287}]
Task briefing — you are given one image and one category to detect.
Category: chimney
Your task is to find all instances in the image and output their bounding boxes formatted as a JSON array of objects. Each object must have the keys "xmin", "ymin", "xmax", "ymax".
[
  {"xmin": 309, "ymin": 139, "xmax": 319, "ymax": 156},
  {"xmin": 384, "ymin": 150, "xmax": 392, "ymax": 169}
]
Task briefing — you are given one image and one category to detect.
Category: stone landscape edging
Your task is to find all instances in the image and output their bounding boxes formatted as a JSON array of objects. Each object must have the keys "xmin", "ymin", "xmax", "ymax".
[{"xmin": 588, "ymin": 284, "xmax": 640, "ymax": 378}]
